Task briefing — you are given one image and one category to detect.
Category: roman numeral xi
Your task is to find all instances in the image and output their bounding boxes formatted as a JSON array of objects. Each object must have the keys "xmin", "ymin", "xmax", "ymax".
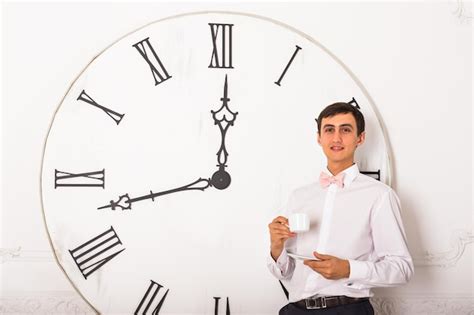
[{"xmin": 133, "ymin": 37, "xmax": 172, "ymax": 86}]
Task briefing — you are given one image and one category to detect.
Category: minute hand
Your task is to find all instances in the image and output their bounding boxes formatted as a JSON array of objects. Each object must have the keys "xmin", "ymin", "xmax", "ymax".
[
  {"xmin": 97, "ymin": 177, "xmax": 211, "ymax": 211},
  {"xmin": 210, "ymin": 75, "xmax": 238, "ymax": 190}
]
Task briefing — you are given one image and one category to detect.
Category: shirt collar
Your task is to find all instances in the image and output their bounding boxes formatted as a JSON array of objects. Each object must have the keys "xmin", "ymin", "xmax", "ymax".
[{"xmin": 323, "ymin": 163, "xmax": 360, "ymax": 188}]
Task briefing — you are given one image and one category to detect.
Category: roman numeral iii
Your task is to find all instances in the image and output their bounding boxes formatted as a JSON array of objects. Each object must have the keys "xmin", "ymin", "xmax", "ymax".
[
  {"xmin": 209, "ymin": 23, "xmax": 233, "ymax": 69},
  {"xmin": 54, "ymin": 169, "xmax": 105, "ymax": 188},
  {"xmin": 69, "ymin": 226, "xmax": 125, "ymax": 280},
  {"xmin": 135, "ymin": 280, "xmax": 170, "ymax": 315},
  {"xmin": 133, "ymin": 37, "xmax": 172, "ymax": 86}
]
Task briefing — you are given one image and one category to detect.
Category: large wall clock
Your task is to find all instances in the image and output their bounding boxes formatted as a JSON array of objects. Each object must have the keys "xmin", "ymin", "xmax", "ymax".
[{"xmin": 41, "ymin": 11, "xmax": 391, "ymax": 314}]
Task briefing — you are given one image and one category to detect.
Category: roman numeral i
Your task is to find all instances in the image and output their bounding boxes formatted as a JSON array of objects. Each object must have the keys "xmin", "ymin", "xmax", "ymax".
[{"xmin": 274, "ymin": 45, "xmax": 302, "ymax": 86}]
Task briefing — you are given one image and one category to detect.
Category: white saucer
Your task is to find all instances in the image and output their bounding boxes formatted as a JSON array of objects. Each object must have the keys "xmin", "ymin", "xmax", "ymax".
[{"xmin": 287, "ymin": 252, "xmax": 319, "ymax": 261}]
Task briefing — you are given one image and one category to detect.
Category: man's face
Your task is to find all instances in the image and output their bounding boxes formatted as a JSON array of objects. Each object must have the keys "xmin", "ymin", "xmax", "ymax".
[{"xmin": 317, "ymin": 113, "xmax": 365, "ymax": 165}]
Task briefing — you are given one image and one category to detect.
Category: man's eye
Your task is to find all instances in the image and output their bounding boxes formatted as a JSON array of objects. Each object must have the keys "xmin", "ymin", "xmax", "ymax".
[
  {"xmin": 325, "ymin": 128, "xmax": 334, "ymax": 133},
  {"xmin": 342, "ymin": 128, "xmax": 351, "ymax": 133}
]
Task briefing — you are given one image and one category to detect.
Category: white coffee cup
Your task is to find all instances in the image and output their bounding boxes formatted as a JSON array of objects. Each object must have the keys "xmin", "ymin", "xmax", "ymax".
[{"xmin": 288, "ymin": 213, "xmax": 310, "ymax": 233}]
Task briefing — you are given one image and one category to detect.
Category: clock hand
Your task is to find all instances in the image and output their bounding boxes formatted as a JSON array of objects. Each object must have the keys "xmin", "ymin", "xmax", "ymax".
[
  {"xmin": 99, "ymin": 76, "xmax": 237, "ymax": 211},
  {"xmin": 210, "ymin": 75, "xmax": 238, "ymax": 190},
  {"xmin": 97, "ymin": 177, "xmax": 212, "ymax": 211}
]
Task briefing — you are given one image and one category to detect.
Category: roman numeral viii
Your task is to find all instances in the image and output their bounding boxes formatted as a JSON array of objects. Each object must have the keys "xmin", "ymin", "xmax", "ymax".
[
  {"xmin": 135, "ymin": 280, "xmax": 170, "ymax": 315},
  {"xmin": 209, "ymin": 23, "xmax": 233, "ymax": 69},
  {"xmin": 133, "ymin": 37, "xmax": 172, "ymax": 86},
  {"xmin": 77, "ymin": 90, "xmax": 124, "ymax": 125},
  {"xmin": 54, "ymin": 169, "xmax": 105, "ymax": 188},
  {"xmin": 69, "ymin": 226, "xmax": 125, "ymax": 280},
  {"xmin": 214, "ymin": 297, "xmax": 231, "ymax": 315}
]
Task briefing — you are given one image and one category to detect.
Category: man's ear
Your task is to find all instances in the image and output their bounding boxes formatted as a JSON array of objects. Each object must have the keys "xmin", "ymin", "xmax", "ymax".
[
  {"xmin": 317, "ymin": 132, "xmax": 321, "ymax": 146},
  {"xmin": 356, "ymin": 131, "xmax": 366, "ymax": 146}
]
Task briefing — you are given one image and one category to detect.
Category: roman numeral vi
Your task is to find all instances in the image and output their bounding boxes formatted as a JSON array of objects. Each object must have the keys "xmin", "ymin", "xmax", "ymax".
[{"xmin": 214, "ymin": 297, "xmax": 231, "ymax": 315}]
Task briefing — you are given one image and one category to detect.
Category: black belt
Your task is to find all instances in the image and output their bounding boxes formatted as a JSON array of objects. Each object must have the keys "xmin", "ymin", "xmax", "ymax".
[{"xmin": 293, "ymin": 295, "xmax": 369, "ymax": 310}]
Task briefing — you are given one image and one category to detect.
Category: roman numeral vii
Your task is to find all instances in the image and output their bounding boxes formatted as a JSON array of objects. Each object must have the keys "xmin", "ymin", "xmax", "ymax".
[{"xmin": 135, "ymin": 280, "xmax": 170, "ymax": 315}]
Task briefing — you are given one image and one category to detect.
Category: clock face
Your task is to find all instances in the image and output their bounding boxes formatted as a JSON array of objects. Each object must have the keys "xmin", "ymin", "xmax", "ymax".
[{"xmin": 41, "ymin": 11, "xmax": 391, "ymax": 314}]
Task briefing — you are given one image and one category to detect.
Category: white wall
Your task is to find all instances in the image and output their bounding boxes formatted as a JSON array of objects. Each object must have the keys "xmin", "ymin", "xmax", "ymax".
[{"xmin": 1, "ymin": 1, "xmax": 472, "ymax": 314}]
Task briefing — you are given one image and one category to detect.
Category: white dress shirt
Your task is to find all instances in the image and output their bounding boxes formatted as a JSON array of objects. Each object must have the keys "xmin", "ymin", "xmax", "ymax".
[{"xmin": 267, "ymin": 163, "xmax": 414, "ymax": 302}]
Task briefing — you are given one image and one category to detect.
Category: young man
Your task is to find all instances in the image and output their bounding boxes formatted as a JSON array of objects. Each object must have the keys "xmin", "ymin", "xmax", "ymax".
[{"xmin": 267, "ymin": 102, "xmax": 413, "ymax": 315}]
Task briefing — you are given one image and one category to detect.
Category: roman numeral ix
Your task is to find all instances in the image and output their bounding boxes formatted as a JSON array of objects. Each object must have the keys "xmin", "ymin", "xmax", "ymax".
[
  {"xmin": 209, "ymin": 23, "xmax": 233, "ymax": 69},
  {"xmin": 133, "ymin": 37, "xmax": 172, "ymax": 86},
  {"xmin": 135, "ymin": 280, "xmax": 170, "ymax": 315},
  {"xmin": 54, "ymin": 169, "xmax": 105, "ymax": 189},
  {"xmin": 69, "ymin": 226, "xmax": 125, "ymax": 280}
]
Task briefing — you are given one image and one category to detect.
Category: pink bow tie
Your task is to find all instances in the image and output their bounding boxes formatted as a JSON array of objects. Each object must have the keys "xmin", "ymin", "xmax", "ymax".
[{"xmin": 319, "ymin": 172, "xmax": 345, "ymax": 188}]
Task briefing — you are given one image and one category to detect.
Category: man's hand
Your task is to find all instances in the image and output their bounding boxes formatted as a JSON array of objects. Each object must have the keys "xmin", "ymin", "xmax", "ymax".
[
  {"xmin": 303, "ymin": 252, "xmax": 350, "ymax": 280},
  {"xmin": 268, "ymin": 216, "xmax": 296, "ymax": 261}
]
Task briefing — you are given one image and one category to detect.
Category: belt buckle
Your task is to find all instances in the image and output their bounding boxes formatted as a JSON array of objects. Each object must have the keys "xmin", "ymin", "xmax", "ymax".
[{"xmin": 305, "ymin": 296, "xmax": 327, "ymax": 309}]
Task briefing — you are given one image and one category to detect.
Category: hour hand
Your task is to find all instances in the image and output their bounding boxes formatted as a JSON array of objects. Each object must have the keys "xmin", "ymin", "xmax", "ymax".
[
  {"xmin": 98, "ymin": 193, "xmax": 131, "ymax": 211},
  {"xmin": 97, "ymin": 178, "xmax": 212, "ymax": 211}
]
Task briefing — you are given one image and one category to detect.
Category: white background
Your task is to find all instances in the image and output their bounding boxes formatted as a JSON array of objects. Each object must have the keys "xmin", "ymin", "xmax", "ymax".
[{"xmin": 1, "ymin": 1, "xmax": 473, "ymax": 314}]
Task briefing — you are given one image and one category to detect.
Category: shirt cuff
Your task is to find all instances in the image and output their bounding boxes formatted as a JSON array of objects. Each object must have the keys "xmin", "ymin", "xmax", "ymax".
[
  {"xmin": 347, "ymin": 259, "xmax": 370, "ymax": 283},
  {"xmin": 275, "ymin": 249, "xmax": 289, "ymax": 267}
]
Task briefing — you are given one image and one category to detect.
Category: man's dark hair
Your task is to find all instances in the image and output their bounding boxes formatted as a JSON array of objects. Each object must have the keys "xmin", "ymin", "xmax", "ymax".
[{"xmin": 316, "ymin": 102, "xmax": 365, "ymax": 136}]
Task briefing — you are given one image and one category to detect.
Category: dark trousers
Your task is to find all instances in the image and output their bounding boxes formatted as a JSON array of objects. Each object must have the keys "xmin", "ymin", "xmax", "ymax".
[{"xmin": 279, "ymin": 299, "xmax": 374, "ymax": 315}]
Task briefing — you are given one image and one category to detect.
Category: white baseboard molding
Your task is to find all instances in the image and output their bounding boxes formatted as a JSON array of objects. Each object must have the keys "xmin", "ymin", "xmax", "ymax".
[{"xmin": 1, "ymin": 292, "xmax": 473, "ymax": 314}]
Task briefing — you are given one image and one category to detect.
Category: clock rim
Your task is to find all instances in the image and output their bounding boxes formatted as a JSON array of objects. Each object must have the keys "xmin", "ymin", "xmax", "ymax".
[{"xmin": 39, "ymin": 10, "xmax": 394, "ymax": 314}]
